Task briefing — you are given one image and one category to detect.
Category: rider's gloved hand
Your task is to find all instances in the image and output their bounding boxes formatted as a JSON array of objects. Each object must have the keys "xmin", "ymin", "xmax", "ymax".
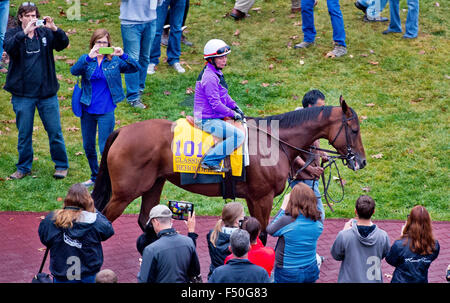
[
  {"xmin": 234, "ymin": 106, "xmax": 245, "ymax": 117},
  {"xmin": 233, "ymin": 111, "xmax": 243, "ymax": 121}
]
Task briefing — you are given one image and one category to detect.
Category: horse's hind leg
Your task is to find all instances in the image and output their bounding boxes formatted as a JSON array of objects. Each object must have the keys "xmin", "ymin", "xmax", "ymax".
[
  {"xmin": 138, "ymin": 177, "xmax": 166, "ymax": 231},
  {"xmin": 246, "ymin": 195, "xmax": 274, "ymax": 246},
  {"xmin": 103, "ymin": 192, "xmax": 134, "ymax": 224}
]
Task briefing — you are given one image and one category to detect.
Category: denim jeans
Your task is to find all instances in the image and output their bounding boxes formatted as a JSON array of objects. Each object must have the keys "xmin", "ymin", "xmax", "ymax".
[
  {"xmin": 150, "ymin": 0, "xmax": 186, "ymax": 66},
  {"xmin": 358, "ymin": 0, "xmax": 388, "ymax": 19},
  {"xmin": 387, "ymin": 0, "xmax": 419, "ymax": 38},
  {"xmin": 80, "ymin": 110, "xmax": 115, "ymax": 181},
  {"xmin": 11, "ymin": 95, "xmax": 68, "ymax": 174},
  {"xmin": 199, "ymin": 119, "xmax": 245, "ymax": 167},
  {"xmin": 289, "ymin": 179, "xmax": 325, "ymax": 222},
  {"xmin": 0, "ymin": 0, "xmax": 9, "ymax": 56},
  {"xmin": 301, "ymin": 0, "xmax": 346, "ymax": 47},
  {"xmin": 274, "ymin": 262, "xmax": 320, "ymax": 283},
  {"xmin": 121, "ymin": 20, "xmax": 156, "ymax": 102}
]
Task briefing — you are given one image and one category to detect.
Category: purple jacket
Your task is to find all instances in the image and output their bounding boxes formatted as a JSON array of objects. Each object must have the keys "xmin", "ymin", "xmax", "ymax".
[{"xmin": 194, "ymin": 63, "xmax": 237, "ymax": 120}]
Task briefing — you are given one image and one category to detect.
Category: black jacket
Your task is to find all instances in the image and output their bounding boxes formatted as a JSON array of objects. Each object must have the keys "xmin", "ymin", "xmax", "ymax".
[
  {"xmin": 3, "ymin": 26, "xmax": 69, "ymax": 98},
  {"xmin": 208, "ymin": 259, "xmax": 271, "ymax": 283}
]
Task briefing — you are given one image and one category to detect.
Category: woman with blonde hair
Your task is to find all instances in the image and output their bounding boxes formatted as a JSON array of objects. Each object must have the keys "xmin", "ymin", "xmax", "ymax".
[
  {"xmin": 38, "ymin": 183, "xmax": 114, "ymax": 283},
  {"xmin": 267, "ymin": 182, "xmax": 323, "ymax": 283},
  {"xmin": 206, "ymin": 202, "xmax": 245, "ymax": 278},
  {"xmin": 70, "ymin": 28, "xmax": 139, "ymax": 187},
  {"xmin": 386, "ymin": 205, "xmax": 440, "ymax": 283}
]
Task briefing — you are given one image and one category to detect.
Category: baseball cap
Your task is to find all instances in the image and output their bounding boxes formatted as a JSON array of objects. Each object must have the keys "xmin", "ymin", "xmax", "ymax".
[{"xmin": 147, "ymin": 204, "xmax": 172, "ymax": 224}]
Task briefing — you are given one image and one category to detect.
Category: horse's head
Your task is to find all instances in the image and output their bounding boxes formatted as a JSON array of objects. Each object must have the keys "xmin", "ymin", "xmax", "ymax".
[{"xmin": 328, "ymin": 96, "xmax": 366, "ymax": 171}]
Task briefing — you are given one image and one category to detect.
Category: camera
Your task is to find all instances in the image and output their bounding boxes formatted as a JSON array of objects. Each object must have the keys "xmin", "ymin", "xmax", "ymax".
[
  {"xmin": 35, "ymin": 19, "xmax": 46, "ymax": 27},
  {"xmin": 168, "ymin": 200, "xmax": 194, "ymax": 221}
]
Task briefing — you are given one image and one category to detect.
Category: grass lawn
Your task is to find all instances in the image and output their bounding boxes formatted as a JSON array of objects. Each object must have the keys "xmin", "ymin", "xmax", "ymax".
[{"xmin": 0, "ymin": 0, "xmax": 448, "ymax": 221}]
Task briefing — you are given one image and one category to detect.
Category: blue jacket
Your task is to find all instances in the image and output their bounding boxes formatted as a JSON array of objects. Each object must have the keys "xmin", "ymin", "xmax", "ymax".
[
  {"xmin": 70, "ymin": 54, "xmax": 139, "ymax": 106},
  {"xmin": 386, "ymin": 239, "xmax": 440, "ymax": 283},
  {"xmin": 208, "ymin": 259, "xmax": 271, "ymax": 283},
  {"xmin": 38, "ymin": 211, "xmax": 114, "ymax": 281},
  {"xmin": 266, "ymin": 209, "xmax": 323, "ymax": 269}
]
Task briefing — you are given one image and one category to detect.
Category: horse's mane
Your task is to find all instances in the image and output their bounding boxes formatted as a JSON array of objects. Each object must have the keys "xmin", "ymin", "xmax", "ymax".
[{"xmin": 250, "ymin": 106, "xmax": 334, "ymax": 128}]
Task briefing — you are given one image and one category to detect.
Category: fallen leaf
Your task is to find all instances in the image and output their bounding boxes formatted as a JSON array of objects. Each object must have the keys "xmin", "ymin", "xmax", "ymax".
[
  {"xmin": 185, "ymin": 87, "xmax": 194, "ymax": 94},
  {"xmin": 57, "ymin": 197, "xmax": 63, "ymax": 201},
  {"xmin": 240, "ymin": 80, "xmax": 249, "ymax": 85},
  {"xmin": 410, "ymin": 97, "xmax": 424, "ymax": 103},
  {"xmin": 360, "ymin": 53, "xmax": 369, "ymax": 57},
  {"xmin": 56, "ymin": 74, "xmax": 63, "ymax": 81},
  {"xmin": 180, "ymin": 111, "xmax": 186, "ymax": 116},
  {"xmin": 325, "ymin": 51, "xmax": 335, "ymax": 58},
  {"xmin": 366, "ymin": 103, "xmax": 376, "ymax": 107},
  {"xmin": 268, "ymin": 64, "xmax": 274, "ymax": 70},
  {"xmin": 232, "ymin": 41, "xmax": 240, "ymax": 46},
  {"xmin": 418, "ymin": 50, "xmax": 425, "ymax": 55},
  {"xmin": 59, "ymin": 8, "xmax": 66, "ymax": 17},
  {"xmin": 65, "ymin": 59, "xmax": 76, "ymax": 66},
  {"xmin": 435, "ymin": 2, "xmax": 440, "ymax": 7},
  {"xmin": 261, "ymin": 83, "xmax": 270, "ymax": 87},
  {"xmin": 360, "ymin": 115, "xmax": 368, "ymax": 121},
  {"xmin": 66, "ymin": 28, "xmax": 77, "ymax": 35},
  {"xmin": 299, "ymin": 60, "xmax": 305, "ymax": 65},
  {"xmin": 75, "ymin": 152, "xmax": 83, "ymax": 156},
  {"xmin": 164, "ymin": 90, "xmax": 171, "ymax": 96},
  {"xmin": 54, "ymin": 55, "xmax": 67, "ymax": 61},
  {"xmin": 290, "ymin": 35, "xmax": 299, "ymax": 40},
  {"xmin": 251, "ymin": 7, "xmax": 261, "ymax": 11},
  {"xmin": 270, "ymin": 18, "xmax": 275, "ymax": 23},
  {"xmin": 104, "ymin": 2, "xmax": 112, "ymax": 5},
  {"xmin": 361, "ymin": 186, "xmax": 371, "ymax": 192},
  {"xmin": 293, "ymin": 21, "xmax": 301, "ymax": 26},
  {"xmin": 66, "ymin": 126, "xmax": 80, "ymax": 132},
  {"xmin": 369, "ymin": 61, "xmax": 379, "ymax": 65},
  {"xmin": 407, "ymin": 148, "xmax": 414, "ymax": 154},
  {"xmin": 233, "ymin": 29, "xmax": 240, "ymax": 37},
  {"xmin": 371, "ymin": 153, "xmax": 383, "ymax": 159},
  {"xmin": 368, "ymin": 70, "xmax": 377, "ymax": 74}
]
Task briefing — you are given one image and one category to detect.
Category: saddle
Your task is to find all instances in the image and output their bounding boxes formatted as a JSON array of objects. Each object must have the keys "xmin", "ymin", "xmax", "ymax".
[{"xmin": 172, "ymin": 116, "xmax": 248, "ymax": 199}]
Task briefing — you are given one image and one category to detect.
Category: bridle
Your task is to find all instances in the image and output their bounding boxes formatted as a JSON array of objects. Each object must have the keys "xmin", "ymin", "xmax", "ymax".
[{"xmin": 245, "ymin": 110, "xmax": 360, "ymax": 212}]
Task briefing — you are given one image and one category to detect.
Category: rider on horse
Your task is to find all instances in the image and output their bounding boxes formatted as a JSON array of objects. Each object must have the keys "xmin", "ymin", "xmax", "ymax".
[{"xmin": 194, "ymin": 39, "xmax": 245, "ymax": 173}]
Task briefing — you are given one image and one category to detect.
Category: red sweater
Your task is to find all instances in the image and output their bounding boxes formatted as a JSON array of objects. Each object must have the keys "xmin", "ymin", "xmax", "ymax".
[{"xmin": 225, "ymin": 238, "xmax": 275, "ymax": 277}]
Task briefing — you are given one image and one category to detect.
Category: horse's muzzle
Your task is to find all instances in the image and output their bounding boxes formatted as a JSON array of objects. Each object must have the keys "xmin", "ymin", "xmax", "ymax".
[{"xmin": 347, "ymin": 156, "xmax": 366, "ymax": 171}]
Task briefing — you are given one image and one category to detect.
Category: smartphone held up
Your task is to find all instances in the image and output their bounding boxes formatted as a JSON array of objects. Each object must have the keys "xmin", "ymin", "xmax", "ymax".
[
  {"xmin": 98, "ymin": 47, "xmax": 114, "ymax": 55},
  {"xmin": 168, "ymin": 200, "xmax": 194, "ymax": 221}
]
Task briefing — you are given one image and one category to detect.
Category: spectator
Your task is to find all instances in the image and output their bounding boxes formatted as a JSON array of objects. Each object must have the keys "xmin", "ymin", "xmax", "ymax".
[
  {"xmin": 287, "ymin": 89, "xmax": 328, "ymax": 222},
  {"xmin": 161, "ymin": 0, "xmax": 193, "ymax": 47},
  {"xmin": 330, "ymin": 195, "xmax": 390, "ymax": 283},
  {"xmin": 4, "ymin": 2, "xmax": 69, "ymax": 180},
  {"xmin": 70, "ymin": 29, "xmax": 139, "ymax": 187},
  {"xmin": 95, "ymin": 269, "xmax": 118, "ymax": 283},
  {"xmin": 0, "ymin": 0, "xmax": 10, "ymax": 73},
  {"xmin": 294, "ymin": 0, "xmax": 347, "ymax": 58},
  {"xmin": 354, "ymin": 0, "xmax": 388, "ymax": 22},
  {"xmin": 207, "ymin": 202, "xmax": 245, "ymax": 278},
  {"xmin": 119, "ymin": 0, "xmax": 158, "ymax": 109},
  {"xmin": 229, "ymin": 0, "xmax": 254, "ymax": 20},
  {"xmin": 224, "ymin": 217, "xmax": 275, "ymax": 277},
  {"xmin": 38, "ymin": 183, "xmax": 115, "ymax": 283},
  {"xmin": 266, "ymin": 183, "xmax": 323, "ymax": 283},
  {"xmin": 382, "ymin": 0, "xmax": 419, "ymax": 39},
  {"xmin": 209, "ymin": 229, "xmax": 270, "ymax": 283},
  {"xmin": 386, "ymin": 205, "xmax": 440, "ymax": 283},
  {"xmin": 137, "ymin": 205, "xmax": 200, "ymax": 283},
  {"xmin": 147, "ymin": 0, "xmax": 187, "ymax": 75},
  {"xmin": 136, "ymin": 210, "xmax": 198, "ymax": 255}
]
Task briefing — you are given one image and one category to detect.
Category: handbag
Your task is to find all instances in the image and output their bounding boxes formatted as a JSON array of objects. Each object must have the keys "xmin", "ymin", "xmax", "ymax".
[
  {"xmin": 31, "ymin": 247, "xmax": 53, "ymax": 283},
  {"xmin": 71, "ymin": 77, "xmax": 82, "ymax": 117}
]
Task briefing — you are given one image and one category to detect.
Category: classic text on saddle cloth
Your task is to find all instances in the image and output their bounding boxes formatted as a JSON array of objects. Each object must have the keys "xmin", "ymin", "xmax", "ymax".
[{"xmin": 172, "ymin": 118, "xmax": 244, "ymax": 177}]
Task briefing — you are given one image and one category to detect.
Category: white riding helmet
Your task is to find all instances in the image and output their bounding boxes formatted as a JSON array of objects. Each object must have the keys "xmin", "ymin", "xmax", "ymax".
[{"xmin": 203, "ymin": 39, "xmax": 231, "ymax": 59}]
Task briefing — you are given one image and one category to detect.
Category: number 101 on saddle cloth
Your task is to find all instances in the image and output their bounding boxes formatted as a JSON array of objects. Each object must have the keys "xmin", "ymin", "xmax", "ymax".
[{"xmin": 172, "ymin": 118, "xmax": 245, "ymax": 177}]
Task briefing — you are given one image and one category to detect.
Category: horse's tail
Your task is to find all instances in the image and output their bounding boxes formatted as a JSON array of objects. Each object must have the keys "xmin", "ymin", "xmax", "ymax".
[{"xmin": 92, "ymin": 129, "xmax": 120, "ymax": 212}]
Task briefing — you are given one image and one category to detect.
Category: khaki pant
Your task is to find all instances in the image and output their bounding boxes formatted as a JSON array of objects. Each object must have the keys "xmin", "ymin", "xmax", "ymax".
[{"xmin": 234, "ymin": 0, "xmax": 255, "ymax": 13}]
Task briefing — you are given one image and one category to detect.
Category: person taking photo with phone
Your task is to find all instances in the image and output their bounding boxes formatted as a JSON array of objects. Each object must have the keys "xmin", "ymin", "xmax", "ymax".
[
  {"xmin": 137, "ymin": 204, "xmax": 200, "ymax": 283},
  {"xmin": 70, "ymin": 28, "xmax": 139, "ymax": 187},
  {"xmin": 4, "ymin": 2, "xmax": 70, "ymax": 180}
]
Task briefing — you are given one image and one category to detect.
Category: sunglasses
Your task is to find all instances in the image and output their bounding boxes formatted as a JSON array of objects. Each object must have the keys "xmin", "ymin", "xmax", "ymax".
[
  {"xmin": 22, "ymin": 1, "xmax": 35, "ymax": 6},
  {"xmin": 216, "ymin": 45, "xmax": 231, "ymax": 56}
]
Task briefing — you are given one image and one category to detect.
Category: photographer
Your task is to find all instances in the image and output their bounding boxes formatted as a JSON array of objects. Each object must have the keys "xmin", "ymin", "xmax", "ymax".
[
  {"xmin": 4, "ymin": 2, "xmax": 69, "ymax": 180},
  {"xmin": 137, "ymin": 205, "xmax": 200, "ymax": 283}
]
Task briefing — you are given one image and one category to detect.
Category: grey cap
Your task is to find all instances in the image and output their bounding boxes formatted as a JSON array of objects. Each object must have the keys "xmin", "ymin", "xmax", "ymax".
[{"xmin": 147, "ymin": 204, "xmax": 172, "ymax": 224}]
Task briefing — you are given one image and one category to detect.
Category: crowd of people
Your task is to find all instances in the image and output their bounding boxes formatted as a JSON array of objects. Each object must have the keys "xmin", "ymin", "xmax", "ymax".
[{"xmin": 0, "ymin": 1, "xmax": 441, "ymax": 284}]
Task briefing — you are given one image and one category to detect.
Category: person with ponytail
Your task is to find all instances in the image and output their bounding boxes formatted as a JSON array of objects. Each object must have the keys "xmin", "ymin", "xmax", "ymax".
[
  {"xmin": 38, "ymin": 183, "xmax": 114, "ymax": 283},
  {"xmin": 206, "ymin": 202, "xmax": 245, "ymax": 279},
  {"xmin": 386, "ymin": 205, "xmax": 440, "ymax": 283}
]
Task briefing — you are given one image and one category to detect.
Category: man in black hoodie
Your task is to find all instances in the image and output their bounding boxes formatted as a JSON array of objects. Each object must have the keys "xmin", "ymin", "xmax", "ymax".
[{"xmin": 4, "ymin": 2, "xmax": 69, "ymax": 180}]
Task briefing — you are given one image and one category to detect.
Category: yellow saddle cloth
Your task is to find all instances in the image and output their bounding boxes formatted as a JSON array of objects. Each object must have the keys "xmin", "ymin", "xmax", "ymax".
[{"xmin": 172, "ymin": 118, "xmax": 244, "ymax": 177}]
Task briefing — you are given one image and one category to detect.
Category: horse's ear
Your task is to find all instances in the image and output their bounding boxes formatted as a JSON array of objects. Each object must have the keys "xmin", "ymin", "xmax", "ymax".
[{"xmin": 340, "ymin": 96, "xmax": 351, "ymax": 117}]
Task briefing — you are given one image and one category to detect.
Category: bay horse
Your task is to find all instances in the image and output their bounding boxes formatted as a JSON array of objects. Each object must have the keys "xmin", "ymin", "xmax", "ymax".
[{"xmin": 93, "ymin": 97, "xmax": 366, "ymax": 237}]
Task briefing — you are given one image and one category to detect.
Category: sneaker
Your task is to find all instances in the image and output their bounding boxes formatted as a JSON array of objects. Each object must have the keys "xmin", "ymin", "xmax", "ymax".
[
  {"xmin": 9, "ymin": 170, "xmax": 31, "ymax": 180},
  {"xmin": 354, "ymin": 1, "xmax": 367, "ymax": 14},
  {"xmin": 82, "ymin": 179, "xmax": 95, "ymax": 187},
  {"xmin": 326, "ymin": 43, "xmax": 347, "ymax": 58},
  {"xmin": 201, "ymin": 163, "xmax": 230, "ymax": 173},
  {"xmin": 363, "ymin": 15, "xmax": 388, "ymax": 22},
  {"xmin": 129, "ymin": 99, "xmax": 147, "ymax": 109},
  {"xmin": 147, "ymin": 63, "xmax": 156, "ymax": 75},
  {"xmin": 294, "ymin": 41, "xmax": 314, "ymax": 49},
  {"xmin": 53, "ymin": 169, "xmax": 68, "ymax": 179},
  {"xmin": 171, "ymin": 62, "xmax": 185, "ymax": 73}
]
